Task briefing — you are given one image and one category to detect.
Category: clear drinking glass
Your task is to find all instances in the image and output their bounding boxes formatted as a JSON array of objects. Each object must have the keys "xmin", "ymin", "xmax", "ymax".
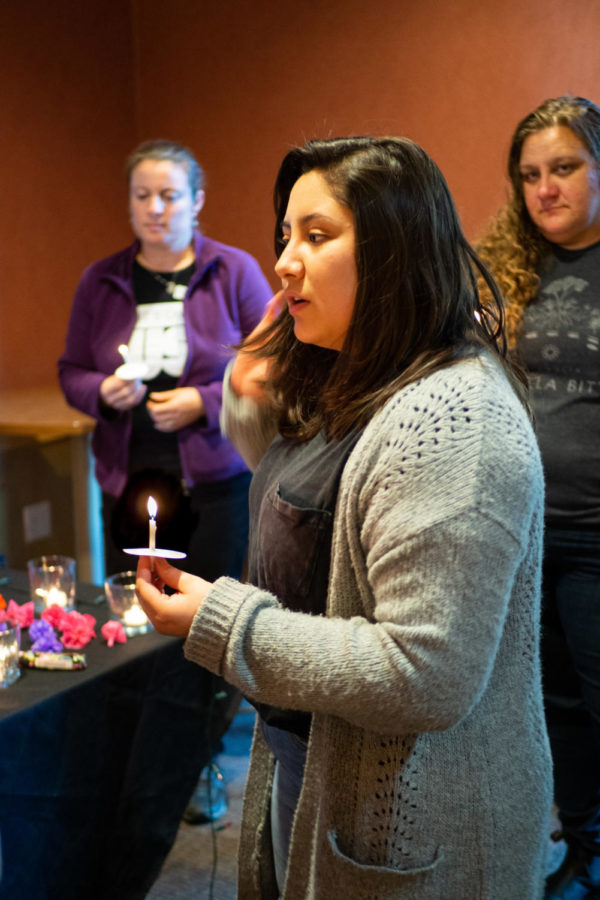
[
  {"xmin": 104, "ymin": 571, "xmax": 151, "ymax": 637},
  {"xmin": 27, "ymin": 555, "xmax": 76, "ymax": 614},
  {"xmin": 0, "ymin": 623, "xmax": 21, "ymax": 687}
]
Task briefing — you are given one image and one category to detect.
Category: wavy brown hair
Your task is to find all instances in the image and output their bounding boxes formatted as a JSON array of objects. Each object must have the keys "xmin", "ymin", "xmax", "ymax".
[
  {"xmin": 477, "ymin": 95, "xmax": 600, "ymax": 348},
  {"xmin": 247, "ymin": 136, "xmax": 528, "ymax": 440}
]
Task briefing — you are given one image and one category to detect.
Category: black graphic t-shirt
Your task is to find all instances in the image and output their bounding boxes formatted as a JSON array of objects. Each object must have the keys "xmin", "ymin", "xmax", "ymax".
[
  {"xmin": 518, "ymin": 240, "xmax": 600, "ymax": 525},
  {"xmin": 127, "ymin": 261, "xmax": 194, "ymax": 475}
]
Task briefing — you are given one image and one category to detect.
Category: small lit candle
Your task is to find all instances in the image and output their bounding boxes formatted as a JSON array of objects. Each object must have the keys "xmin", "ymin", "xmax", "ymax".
[
  {"xmin": 35, "ymin": 587, "xmax": 68, "ymax": 608},
  {"xmin": 148, "ymin": 496, "xmax": 157, "ymax": 552},
  {"xmin": 115, "ymin": 343, "xmax": 148, "ymax": 381},
  {"xmin": 122, "ymin": 602, "xmax": 148, "ymax": 627},
  {"xmin": 147, "ymin": 496, "xmax": 157, "ymax": 572}
]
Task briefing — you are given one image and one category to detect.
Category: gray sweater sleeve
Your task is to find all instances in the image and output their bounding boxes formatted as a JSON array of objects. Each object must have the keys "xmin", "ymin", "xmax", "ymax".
[
  {"xmin": 188, "ymin": 360, "xmax": 543, "ymax": 735},
  {"xmin": 219, "ymin": 361, "xmax": 278, "ymax": 471}
]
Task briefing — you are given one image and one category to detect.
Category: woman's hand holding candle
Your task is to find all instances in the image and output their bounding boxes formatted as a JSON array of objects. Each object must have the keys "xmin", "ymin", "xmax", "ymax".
[
  {"xmin": 100, "ymin": 373, "xmax": 147, "ymax": 411},
  {"xmin": 135, "ymin": 556, "xmax": 211, "ymax": 636}
]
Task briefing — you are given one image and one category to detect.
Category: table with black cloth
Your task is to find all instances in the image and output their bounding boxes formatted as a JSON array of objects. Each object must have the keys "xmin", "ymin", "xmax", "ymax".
[{"xmin": 0, "ymin": 569, "xmax": 239, "ymax": 900}]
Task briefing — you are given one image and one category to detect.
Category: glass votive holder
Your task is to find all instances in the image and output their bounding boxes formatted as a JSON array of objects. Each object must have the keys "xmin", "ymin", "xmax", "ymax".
[
  {"xmin": 0, "ymin": 623, "xmax": 21, "ymax": 687},
  {"xmin": 27, "ymin": 555, "xmax": 76, "ymax": 614},
  {"xmin": 104, "ymin": 571, "xmax": 151, "ymax": 637}
]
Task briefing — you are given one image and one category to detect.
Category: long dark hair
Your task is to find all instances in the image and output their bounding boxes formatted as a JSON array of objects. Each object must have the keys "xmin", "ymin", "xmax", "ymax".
[{"xmin": 251, "ymin": 136, "xmax": 527, "ymax": 439}]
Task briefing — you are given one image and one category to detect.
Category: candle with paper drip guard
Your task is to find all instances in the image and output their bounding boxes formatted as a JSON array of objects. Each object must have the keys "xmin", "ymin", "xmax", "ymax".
[
  {"xmin": 123, "ymin": 495, "xmax": 187, "ymax": 564},
  {"xmin": 148, "ymin": 496, "xmax": 157, "ymax": 571},
  {"xmin": 115, "ymin": 343, "xmax": 149, "ymax": 381}
]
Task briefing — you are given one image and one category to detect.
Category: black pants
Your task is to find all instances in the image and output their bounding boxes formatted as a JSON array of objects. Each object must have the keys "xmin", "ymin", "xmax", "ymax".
[{"xmin": 542, "ymin": 526, "xmax": 600, "ymax": 850}]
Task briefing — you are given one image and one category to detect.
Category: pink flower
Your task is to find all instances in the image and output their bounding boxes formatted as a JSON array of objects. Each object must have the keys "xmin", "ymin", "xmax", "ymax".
[
  {"xmin": 42, "ymin": 605, "xmax": 69, "ymax": 630},
  {"xmin": 61, "ymin": 610, "xmax": 96, "ymax": 650},
  {"xmin": 101, "ymin": 620, "xmax": 126, "ymax": 648},
  {"xmin": 6, "ymin": 599, "xmax": 34, "ymax": 628}
]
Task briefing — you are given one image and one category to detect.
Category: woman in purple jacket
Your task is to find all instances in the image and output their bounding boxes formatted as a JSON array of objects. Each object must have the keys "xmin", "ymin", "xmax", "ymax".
[
  {"xmin": 59, "ymin": 139, "xmax": 271, "ymax": 578},
  {"xmin": 59, "ymin": 139, "xmax": 272, "ymax": 822}
]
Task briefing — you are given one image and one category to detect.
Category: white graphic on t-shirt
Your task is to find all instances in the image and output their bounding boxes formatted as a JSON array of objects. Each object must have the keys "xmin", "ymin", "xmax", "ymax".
[
  {"xmin": 523, "ymin": 276, "xmax": 599, "ymax": 352},
  {"xmin": 523, "ymin": 274, "xmax": 600, "ymax": 395},
  {"xmin": 126, "ymin": 302, "xmax": 187, "ymax": 379}
]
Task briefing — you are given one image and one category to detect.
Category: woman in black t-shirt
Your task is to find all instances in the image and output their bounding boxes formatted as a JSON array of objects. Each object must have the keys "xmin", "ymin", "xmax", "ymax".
[{"xmin": 478, "ymin": 95, "xmax": 600, "ymax": 899}]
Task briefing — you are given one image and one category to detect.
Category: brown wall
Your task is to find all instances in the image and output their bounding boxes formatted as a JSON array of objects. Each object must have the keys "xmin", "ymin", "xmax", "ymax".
[
  {"xmin": 132, "ymin": 0, "xmax": 600, "ymax": 287},
  {"xmin": 0, "ymin": 0, "xmax": 136, "ymax": 389},
  {"xmin": 2, "ymin": 0, "xmax": 600, "ymax": 389}
]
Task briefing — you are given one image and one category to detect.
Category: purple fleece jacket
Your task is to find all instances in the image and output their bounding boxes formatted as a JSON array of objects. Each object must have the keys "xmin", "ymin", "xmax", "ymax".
[{"xmin": 58, "ymin": 231, "xmax": 272, "ymax": 495}]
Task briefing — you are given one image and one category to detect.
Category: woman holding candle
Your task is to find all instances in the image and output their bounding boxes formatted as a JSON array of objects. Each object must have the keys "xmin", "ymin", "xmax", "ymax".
[
  {"xmin": 59, "ymin": 139, "xmax": 272, "ymax": 580},
  {"xmin": 136, "ymin": 136, "xmax": 553, "ymax": 898},
  {"xmin": 477, "ymin": 95, "xmax": 600, "ymax": 899},
  {"xmin": 58, "ymin": 140, "xmax": 272, "ymax": 827}
]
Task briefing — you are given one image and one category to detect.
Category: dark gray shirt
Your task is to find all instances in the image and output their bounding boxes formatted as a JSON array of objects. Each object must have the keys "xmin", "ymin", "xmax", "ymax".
[
  {"xmin": 247, "ymin": 428, "xmax": 360, "ymax": 736},
  {"xmin": 518, "ymin": 240, "xmax": 600, "ymax": 526}
]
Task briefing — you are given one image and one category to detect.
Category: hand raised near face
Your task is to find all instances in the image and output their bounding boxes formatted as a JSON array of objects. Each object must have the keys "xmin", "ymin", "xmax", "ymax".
[{"xmin": 230, "ymin": 291, "xmax": 286, "ymax": 401}]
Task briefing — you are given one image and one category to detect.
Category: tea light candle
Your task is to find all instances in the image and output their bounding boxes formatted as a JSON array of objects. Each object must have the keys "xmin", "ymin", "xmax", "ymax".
[
  {"xmin": 35, "ymin": 587, "xmax": 68, "ymax": 608},
  {"xmin": 122, "ymin": 603, "xmax": 148, "ymax": 627}
]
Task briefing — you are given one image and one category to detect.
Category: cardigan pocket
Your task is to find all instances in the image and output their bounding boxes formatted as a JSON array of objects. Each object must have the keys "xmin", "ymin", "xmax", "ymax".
[{"xmin": 324, "ymin": 829, "xmax": 444, "ymax": 895}]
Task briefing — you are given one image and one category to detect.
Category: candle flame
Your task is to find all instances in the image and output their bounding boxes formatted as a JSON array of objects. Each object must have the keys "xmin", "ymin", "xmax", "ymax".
[
  {"xmin": 147, "ymin": 496, "xmax": 157, "ymax": 518},
  {"xmin": 118, "ymin": 344, "xmax": 129, "ymax": 362}
]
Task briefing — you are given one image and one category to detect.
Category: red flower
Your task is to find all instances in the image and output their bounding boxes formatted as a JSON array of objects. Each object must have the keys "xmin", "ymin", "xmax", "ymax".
[
  {"xmin": 6, "ymin": 599, "xmax": 34, "ymax": 628},
  {"xmin": 61, "ymin": 610, "xmax": 96, "ymax": 650},
  {"xmin": 42, "ymin": 604, "xmax": 69, "ymax": 630}
]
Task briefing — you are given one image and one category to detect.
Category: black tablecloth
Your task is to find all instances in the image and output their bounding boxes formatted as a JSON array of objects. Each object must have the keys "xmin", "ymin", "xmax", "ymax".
[{"xmin": 0, "ymin": 570, "xmax": 239, "ymax": 899}]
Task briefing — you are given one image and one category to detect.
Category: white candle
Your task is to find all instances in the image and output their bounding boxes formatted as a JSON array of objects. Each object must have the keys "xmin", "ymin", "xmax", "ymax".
[
  {"xmin": 122, "ymin": 602, "xmax": 148, "ymax": 627},
  {"xmin": 118, "ymin": 344, "xmax": 129, "ymax": 364},
  {"xmin": 147, "ymin": 496, "xmax": 157, "ymax": 552},
  {"xmin": 47, "ymin": 587, "xmax": 68, "ymax": 608},
  {"xmin": 35, "ymin": 587, "xmax": 68, "ymax": 608}
]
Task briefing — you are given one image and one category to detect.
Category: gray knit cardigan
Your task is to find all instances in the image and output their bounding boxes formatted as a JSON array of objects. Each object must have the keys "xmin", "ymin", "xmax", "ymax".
[{"xmin": 184, "ymin": 354, "xmax": 553, "ymax": 899}]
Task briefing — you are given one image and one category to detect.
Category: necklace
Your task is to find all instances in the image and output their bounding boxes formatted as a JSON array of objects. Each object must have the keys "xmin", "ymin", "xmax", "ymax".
[
  {"xmin": 148, "ymin": 270, "xmax": 187, "ymax": 300},
  {"xmin": 136, "ymin": 248, "xmax": 195, "ymax": 299}
]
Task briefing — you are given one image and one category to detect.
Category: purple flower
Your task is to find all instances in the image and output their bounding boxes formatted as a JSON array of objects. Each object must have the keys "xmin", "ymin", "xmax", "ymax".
[
  {"xmin": 29, "ymin": 619, "xmax": 55, "ymax": 641},
  {"xmin": 29, "ymin": 618, "xmax": 63, "ymax": 652},
  {"xmin": 31, "ymin": 632, "xmax": 64, "ymax": 652}
]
